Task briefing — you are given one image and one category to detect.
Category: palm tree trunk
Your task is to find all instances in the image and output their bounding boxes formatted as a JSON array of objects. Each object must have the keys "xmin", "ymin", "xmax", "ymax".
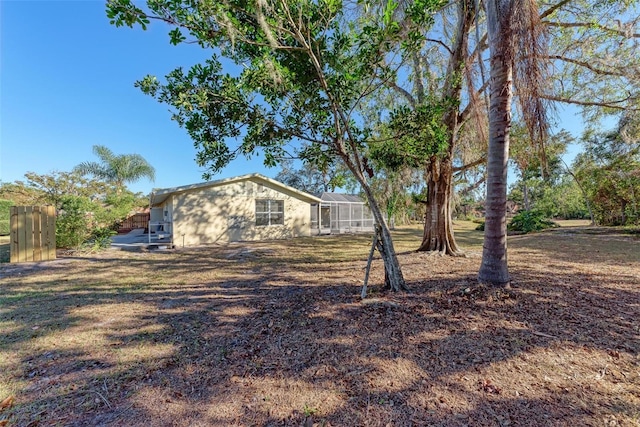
[{"xmin": 478, "ymin": 0, "xmax": 512, "ymax": 286}]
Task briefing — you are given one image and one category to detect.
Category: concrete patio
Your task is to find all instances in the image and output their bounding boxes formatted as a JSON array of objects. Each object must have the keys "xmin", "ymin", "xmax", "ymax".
[{"xmin": 110, "ymin": 229, "xmax": 173, "ymax": 251}]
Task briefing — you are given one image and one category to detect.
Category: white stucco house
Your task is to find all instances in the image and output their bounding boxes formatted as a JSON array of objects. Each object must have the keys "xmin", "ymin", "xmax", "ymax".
[{"xmin": 149, "ymin": 174, "xmax": 322, "ymax": 246}]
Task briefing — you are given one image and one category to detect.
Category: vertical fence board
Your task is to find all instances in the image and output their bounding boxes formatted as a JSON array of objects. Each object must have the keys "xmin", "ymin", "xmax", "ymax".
[
  {"xmin": 17, "ymin": 207, "xmax": 27, "ymax": 262},
  {"xmin": 33, "ymin": 206, "xmax": 42, "ymax": 262},
  {"xmin": 24, "ymin": 206, "xmax": 34, "ymax": 262},
  {"xmin": 10, "ymin": 207, "xmax": 18, "ymax": 263},
  {"xmin": 45, "ymin": 206, "xmax": 56, "ymax": 261}
]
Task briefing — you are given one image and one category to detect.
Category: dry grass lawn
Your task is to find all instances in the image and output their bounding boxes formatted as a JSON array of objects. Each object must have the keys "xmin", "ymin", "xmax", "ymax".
[{"xmin": 1, "ymin": 221, "xmax": 639, "ymax": 426}]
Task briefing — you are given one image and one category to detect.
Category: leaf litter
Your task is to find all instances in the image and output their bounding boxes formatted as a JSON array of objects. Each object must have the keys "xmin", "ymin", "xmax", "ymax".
[{"xmin": 0, "ymin": 224, "xmax": 639, "ymax": 426}]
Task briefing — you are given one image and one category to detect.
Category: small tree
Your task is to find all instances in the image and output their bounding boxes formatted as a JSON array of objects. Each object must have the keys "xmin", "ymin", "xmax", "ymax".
[
  {"xmin": 22, "ymin": 170, "xmax": 112, "ymax": 210},
  {"xmin": 509, "ymin": 125, "xmax": 570, "ymax": 211}
]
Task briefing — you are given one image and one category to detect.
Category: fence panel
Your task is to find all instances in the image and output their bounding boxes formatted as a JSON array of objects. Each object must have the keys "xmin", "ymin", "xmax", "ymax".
[
  {"xmin": 10, "ymin": 206, "xmax": 56, "ymax": 263},
  {"xmin": 117, "ymin": 212, "xmax": 150, "ymax": 233}
]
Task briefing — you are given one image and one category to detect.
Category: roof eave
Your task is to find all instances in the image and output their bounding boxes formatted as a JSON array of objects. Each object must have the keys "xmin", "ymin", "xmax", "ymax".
[{"xmin": 150, "ymin": 173, "xmax": 322, "ymax": 205}]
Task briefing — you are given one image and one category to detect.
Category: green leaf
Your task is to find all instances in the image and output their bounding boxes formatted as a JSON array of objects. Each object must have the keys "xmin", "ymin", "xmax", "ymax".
[{"xmin": 169, "ymin": 28, "xmax": 186, "ymax": 45}]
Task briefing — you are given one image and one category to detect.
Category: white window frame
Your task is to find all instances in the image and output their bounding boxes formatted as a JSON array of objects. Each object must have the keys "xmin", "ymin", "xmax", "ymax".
[{"xmin": 255, "ymin": 199, "xmax": 284, "ymax": 226}]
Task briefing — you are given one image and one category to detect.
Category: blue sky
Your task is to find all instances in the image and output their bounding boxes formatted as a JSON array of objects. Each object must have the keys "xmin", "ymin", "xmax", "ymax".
[
  {"xmin": 0, "ymin": 0, "xmax": 275, "ymax": 194},
  {"xmin": 1, "ymin": 1, "xmax": 594, "ymax": 195}
]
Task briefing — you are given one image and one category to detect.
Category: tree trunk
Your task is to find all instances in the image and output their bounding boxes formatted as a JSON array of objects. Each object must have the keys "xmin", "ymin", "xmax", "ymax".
[
  {"xmin": 417, "ymin": 0, "xmax": 474, "ymax": 257},
  {"xmin": 364, "ymin": 188, "xmax": 407, "ymax": 291},
  {"xmin": 353, "ymin": 168, "xmax": 407, "ymax": 292},
  {"xmin": 522, "ymin": 180, "xmax": 530, "ymax": 210},
  {"xmin": 417, "ymin": 157, "xmax": 464, "ymax": 255},
  {"xmin": 478, "ymin": 1, "xmax": 512, "ymax": 286},
  {"xmin": 625, "ymin": 173, "xmax": 639, "ymax": 224}
]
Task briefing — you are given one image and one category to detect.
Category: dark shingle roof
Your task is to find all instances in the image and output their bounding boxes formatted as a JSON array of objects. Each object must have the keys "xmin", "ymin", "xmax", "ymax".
[{"xmin": 320, "ymin": 193, "xmax": 364, "ymax": 203}]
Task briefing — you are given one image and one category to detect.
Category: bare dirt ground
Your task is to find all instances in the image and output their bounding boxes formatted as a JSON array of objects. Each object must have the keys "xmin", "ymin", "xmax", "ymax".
[{"xmin": 1, "ymin": 222, "xmax": 639, "ymax": 426}]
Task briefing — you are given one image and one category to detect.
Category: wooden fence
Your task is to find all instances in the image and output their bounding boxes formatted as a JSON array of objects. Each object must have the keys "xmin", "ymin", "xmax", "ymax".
[
  {"xmin": 117, "ymin": 212, "xmax": 150, "ymax": 233},
  {"xmin": 10, "ymin": 206, "xmax": 56, "ymax": 263}
]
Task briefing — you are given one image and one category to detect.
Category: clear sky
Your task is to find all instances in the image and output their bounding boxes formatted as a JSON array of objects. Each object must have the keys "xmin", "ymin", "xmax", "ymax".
[
  {"xmin": 0, "ymin": 0, "xmax": 276, "ymax": 195},
  {"xmin": 1, "ymin": 0, "xmax": 596, "ymax": 196}
]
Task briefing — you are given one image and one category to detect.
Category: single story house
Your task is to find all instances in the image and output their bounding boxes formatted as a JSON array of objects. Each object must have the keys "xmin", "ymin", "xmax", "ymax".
[{"xmin": 149, "ymin": 174, "xmax": 322, "ymax": 246}]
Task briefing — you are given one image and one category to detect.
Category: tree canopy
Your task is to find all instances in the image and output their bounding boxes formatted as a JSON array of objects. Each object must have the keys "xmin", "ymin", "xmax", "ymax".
[
  {"xmin": 74, "ymin": 145, "xmax": 156, "ymax": 191},
  {"xmin": 574, "ymin": 112, "xmax": 640, "ymax": 225},
  {"xmin": 275, "ymin": 158, "xmax": 349, "ymax": 196}
]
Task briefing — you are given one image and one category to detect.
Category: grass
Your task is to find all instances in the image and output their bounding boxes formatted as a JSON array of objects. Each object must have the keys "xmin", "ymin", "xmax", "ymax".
[
  {"xmin": 554, "ymin": 219, "xmax": 592, "ymax": 227},
  {"xmin": 1, "ymin": 222, "xmax": 639, "ymax": 426}
]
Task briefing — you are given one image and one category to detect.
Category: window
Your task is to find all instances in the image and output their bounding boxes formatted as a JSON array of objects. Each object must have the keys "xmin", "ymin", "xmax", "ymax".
[{"xmin": 255, "ymin": 199, "xmax": 284, "ymax": 226}]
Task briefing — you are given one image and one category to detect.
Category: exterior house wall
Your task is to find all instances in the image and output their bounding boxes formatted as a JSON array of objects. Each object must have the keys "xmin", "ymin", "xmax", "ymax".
[
  {"xmin": 167, "ymin": 179, "xmax": 313, "ymax": 246},
  {"xmin": 150, "ymin": 207, "xmax": 163, "ymax": 223},
  {"xmin": 164, "ymin": 196, "xmax": 174, "ymax": 234}
]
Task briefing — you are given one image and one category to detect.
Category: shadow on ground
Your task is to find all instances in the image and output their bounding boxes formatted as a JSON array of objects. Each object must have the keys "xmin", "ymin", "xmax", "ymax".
[{"xmin": 1, "ymin": 227, "xmax": 638, "ymax": 426}]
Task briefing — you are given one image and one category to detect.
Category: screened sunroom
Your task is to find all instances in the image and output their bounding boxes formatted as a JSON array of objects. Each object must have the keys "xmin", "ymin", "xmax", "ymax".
[{"xmin": 310, "ymin": 193, "xmax": 375, "ymax": 235}]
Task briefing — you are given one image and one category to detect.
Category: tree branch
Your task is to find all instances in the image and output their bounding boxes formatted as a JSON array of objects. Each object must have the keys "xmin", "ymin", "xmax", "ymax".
[
  {"xmin": 543, "ymin": 21, "xmax": 640, "ymax": 38},
  {"xmin": 386, "ymin": 81, "xmax": 416, "ymax": 108},
  {"xmin": 453, "ymin": 156, "xmax": 486, "ymax": 172},
  {"xmin": 425, "ymin": 38, "xmax": 454, "ymax": 55},
  {"xmin": 541, "ymin": 94, "xmax": 637, "ymax": 110},
  {"xmin": 457, "ymin": 175, "xmax": 486, "ymax": 196},
  {"xmin": 459, "ymin": 80, "xmax": 489, "ymax": 124},
  {"xmin": 547, "ymin": 55, "xmax": 629, "ymax": 77},
  {"xmin": 539, "ymin": 0, "xmax": 573, "ymax": 20},
  {"xmin": 412, "ymin": 53, "xmax": 426, "ymax": 105}
]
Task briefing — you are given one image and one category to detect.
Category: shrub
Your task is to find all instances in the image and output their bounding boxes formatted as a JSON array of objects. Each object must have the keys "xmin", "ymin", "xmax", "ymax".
[
  {"xmin": 87, "ymin": 227, "xmax": 117, "ymax": 250},
  {"xmin": 56, "ymin": 196, "xmax": 95, "ymax": 249},
  {"xmin": 507, "ymin": 210, "xmax": 558, "ymax": 234},
  {"xmin": 0, "ymin": 199, "xmax": 12, "ymax": 236}
]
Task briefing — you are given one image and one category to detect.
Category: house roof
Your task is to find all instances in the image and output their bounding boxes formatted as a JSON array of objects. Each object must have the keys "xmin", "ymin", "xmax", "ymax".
[
  {"xmin": 320, "ymin": 192, "xmax": 365, "ymax": 203},
  {"xmin": 150, "ymin": 173, "xmax": 322, "ymax": 205}
]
